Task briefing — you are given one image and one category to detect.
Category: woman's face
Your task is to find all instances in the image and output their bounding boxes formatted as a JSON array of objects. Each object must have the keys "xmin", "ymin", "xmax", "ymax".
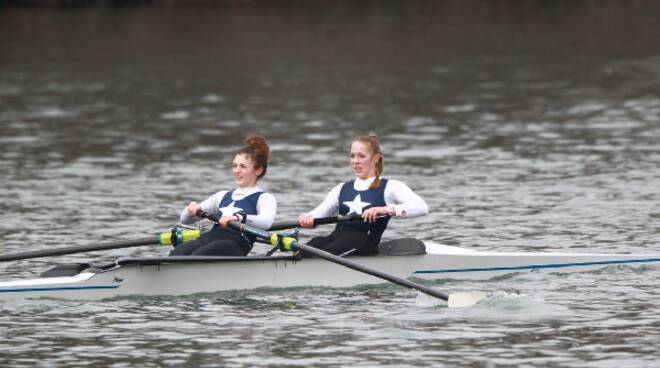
[
  {"xmin": 349, "ymin": 141, "xmax": 380, "ymax": 180},
  {"xmin": 232, "ymin": 153, "xmax": 262, "ymax": 188}
]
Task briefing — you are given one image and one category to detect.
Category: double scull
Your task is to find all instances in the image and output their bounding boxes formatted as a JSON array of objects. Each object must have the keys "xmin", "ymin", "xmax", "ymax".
[{"xmin": 1, "ymin": 239, "xmax": 658, "ymax": 301}]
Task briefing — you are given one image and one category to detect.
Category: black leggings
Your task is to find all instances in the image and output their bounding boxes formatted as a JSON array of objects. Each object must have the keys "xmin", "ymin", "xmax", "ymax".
[
  {"xmin": 303, "ymin": 227, "xmax": 370, "ymax": 257},
  {"xmin": 170, "ymin": 228, "xmax": 250, "ymax": 256}
]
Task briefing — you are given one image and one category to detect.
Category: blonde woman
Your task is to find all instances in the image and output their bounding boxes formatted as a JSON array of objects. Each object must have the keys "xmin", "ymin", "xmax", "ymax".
[{"xmin": 298, "ymin": 134, "xmax": 428, "ymax": 256}]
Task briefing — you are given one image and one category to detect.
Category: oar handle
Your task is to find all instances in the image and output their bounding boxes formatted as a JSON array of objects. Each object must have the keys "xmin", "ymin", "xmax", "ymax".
[
  {"xmin": 197, "ymin": 210, "xmax": 219, "ymax": 222},
  {"xmin": 197, "ymin": 210, "xmax": 364, "ymax": 231},
  {"xmin": 200, "ymin": 210, "xmax": 373, "ymax": 231},
  {"xmin": 268, "ymin": 214, "xmax": 365, "ymax": 231},
  {"xmin": 196, "ymin": 209, "xmax": 269, "ymax": 237}
]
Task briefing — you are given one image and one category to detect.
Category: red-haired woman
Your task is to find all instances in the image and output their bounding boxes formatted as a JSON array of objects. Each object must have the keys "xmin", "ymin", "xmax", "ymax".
[
  {"xmin": 173, "ymin": 135, "xmax": 277, "ymax": 256},
  {"xmin": 298, "ymin": 134, "xmax": 428, "ymax": 256}
]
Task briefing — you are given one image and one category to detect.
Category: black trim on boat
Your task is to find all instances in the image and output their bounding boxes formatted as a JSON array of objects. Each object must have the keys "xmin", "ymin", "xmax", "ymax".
[
  {"xmin": 116, "ymin": 238, "xmax": 427, "ymax": 266},
  {"xmin": 37, "ymin": 238, "xmax": 427, "ymax": 277},
  {"xmin": 116, "ymin": 255, "xmax": 301, "ymax": 266}
]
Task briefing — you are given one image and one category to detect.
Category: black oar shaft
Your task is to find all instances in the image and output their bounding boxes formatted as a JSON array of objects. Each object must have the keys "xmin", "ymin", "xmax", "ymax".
[
  {"xmin": 0, "ymin": 237, "xmax": 159, "ymax": 263},
  {"xmin": 292, "ymin": 242, "xmax": 449, "ymax": 301}
]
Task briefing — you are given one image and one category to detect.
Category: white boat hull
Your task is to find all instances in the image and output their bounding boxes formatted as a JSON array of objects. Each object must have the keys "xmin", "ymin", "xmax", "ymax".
[
  {"xmin": 417, "ymin": 242, "xmax": 660, "ymax": 280},
  {"xmin": 0, "ymin": 254, "xmax": 424, "ymax": 301},
  {"xmin": 1, "ymin": 242, "xmax": 659, "ymax": 301}
]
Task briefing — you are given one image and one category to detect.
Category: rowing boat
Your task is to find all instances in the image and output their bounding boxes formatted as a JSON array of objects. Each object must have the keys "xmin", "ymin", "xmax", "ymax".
[
  {"xmin": 1, "ymin": 238, "xmax": 659, "ymax": 301},
  {"xmin": 415, "ymin": 242, "xmax": 660, "ymax": 279}
]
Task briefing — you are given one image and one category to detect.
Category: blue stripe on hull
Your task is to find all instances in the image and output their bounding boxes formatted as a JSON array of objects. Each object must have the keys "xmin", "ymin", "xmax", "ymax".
[
  {"xmin": 0, "ymin": 285, "xmax": 120, "ymax": 293},
  {"xmin": 413, "ymin": 258, "xmax": 660, "ymax": 275}
]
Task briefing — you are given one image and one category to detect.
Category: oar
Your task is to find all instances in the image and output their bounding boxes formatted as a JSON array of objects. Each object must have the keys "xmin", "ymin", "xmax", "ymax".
[
  {"xmin": 269, "ymin": 214, "xmax": 364, "ymax": 231},
  {"xmin": 0, "ymin": 228, "xmax": 200, "ymax": 263},
  {"xmin": 199, "ymin": 210, "xmax": 486, "ymax": 308}
]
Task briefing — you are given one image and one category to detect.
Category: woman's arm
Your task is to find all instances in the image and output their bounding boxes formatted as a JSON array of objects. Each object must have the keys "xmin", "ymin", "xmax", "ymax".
[
  {"xmin": 384, "ymin": 179, "xmax": 428, "ymax": 218},
  {"xmin": 307, "ymin": 183, "xmax": 342, "ymax": 218},
  {"xmin": 246, "ymin": 192, "xmax": 278, "ymax": 229},
  {"xmin": 179, "ymin": 192, "xmax": 225, "ymax": 224},
  {"xmin": 298, "ymin": 183, "xmax": 342, "ymax": 227}
]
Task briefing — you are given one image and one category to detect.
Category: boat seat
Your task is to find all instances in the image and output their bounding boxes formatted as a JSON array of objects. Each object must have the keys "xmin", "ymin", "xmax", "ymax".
[{"xmin": 377, "ymin": 238, "xmax": 426, "ymax": 256}]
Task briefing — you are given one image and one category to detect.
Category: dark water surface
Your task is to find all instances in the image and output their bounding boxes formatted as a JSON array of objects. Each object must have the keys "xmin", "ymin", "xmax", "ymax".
[{"xmin": 1, "ymin": 1, "xmax": 660, "ymax": 367}]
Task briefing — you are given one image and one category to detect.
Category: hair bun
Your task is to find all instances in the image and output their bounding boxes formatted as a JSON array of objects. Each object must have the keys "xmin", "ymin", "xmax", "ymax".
[{"xmin": 245, "ymin": 134, "xmax": 269, "ymax": 158}]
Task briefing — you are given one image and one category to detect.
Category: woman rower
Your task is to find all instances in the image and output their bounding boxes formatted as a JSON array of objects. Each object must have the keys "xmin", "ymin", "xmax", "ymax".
[
  {"xmin": 298, "ymin": 133, "xmax": 428, "ymax": 256},
  {"xmin": 172, "ymin": 134, "xmax": 277, "ymax": 256}
]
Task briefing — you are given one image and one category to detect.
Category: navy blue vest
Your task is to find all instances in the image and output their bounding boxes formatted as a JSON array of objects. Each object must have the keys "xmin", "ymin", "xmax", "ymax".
[
  {"xmin": 212, "ymin": 190, "xmax": 263, "ymax": 247},
  {"xmin": 336, "ymin": 178, "xmax": 391, "ymax": 246}
]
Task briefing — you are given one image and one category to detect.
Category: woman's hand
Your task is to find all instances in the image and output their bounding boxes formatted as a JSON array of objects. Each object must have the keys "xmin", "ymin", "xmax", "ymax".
[
  {"xmin": 187, "ymin": 202, "xmax": 201, "ymax": 216},
  {"xmin": 298, "ymin": 214, "xmax": 315, "ymax": 228},
  {"xmin": 362, "ymin": 206, "xmax": 393, "ymax": 223},
  {"xmin": 218, "ymin": 214, "xmax": 238, "ymax": 229}
]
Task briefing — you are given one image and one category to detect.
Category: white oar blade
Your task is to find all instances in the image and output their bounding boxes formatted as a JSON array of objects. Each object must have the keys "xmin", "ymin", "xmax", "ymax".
[{"xmin": 447, "ymin": 291, "xmax": 488, "ymax": 308}]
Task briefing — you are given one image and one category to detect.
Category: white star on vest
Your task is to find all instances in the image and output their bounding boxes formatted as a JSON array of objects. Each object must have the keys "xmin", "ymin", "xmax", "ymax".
[
  {"xmin": 343, "ymin": 194, "xmax": 371, "ymax": 215},
  {"xmin": 219, "ymin": 201, "xmax": 244, "ymax": 216}
]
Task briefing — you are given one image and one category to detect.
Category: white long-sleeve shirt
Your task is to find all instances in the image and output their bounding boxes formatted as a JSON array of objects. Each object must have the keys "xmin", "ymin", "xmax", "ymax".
[
  {"xmin": 307, "ymin": 177, "xmax": 428, "ymax": 219},
  {"xmin": 180, "ymin": 186, "xmax": 277, "ymax": 230}
]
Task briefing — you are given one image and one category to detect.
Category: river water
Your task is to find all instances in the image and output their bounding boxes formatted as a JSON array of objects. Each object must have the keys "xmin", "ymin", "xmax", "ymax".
[{"xmin": 1, "ymin": 1, "xmax": 660, "ymax": 367}]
